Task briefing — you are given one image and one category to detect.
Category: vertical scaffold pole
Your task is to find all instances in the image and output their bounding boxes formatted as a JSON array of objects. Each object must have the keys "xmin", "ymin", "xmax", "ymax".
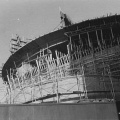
[
  {"xmin": 100, "ymin": 42, "xmax": 109, "ymax": 98},
  {"xmin": 21, "ymin": 63, "xmax": 27, "ymax": 103},
  {"xmin": 55, "ymin": 51, "xmax": 60, "ymax": 103},
  {"xmin": 11, "ymin": 74, "xmax": 16, "ymax": 90},
  {"xmin": 69, "ymin": 36, "xmax": 73, "ymax": 52},
  {"xmin": 79, "ymin": 34, "xmax": 83, "ymax": 49},
  {"xmin": 110, "ymin": 27, "xmax": 114, "ymax": 47},
  {"xmin": 82, "ymin": 65, "xmax": 88, "ymax": 99},
  {"xmin": 6, "ymin": 70, "xmax": 12, "ymax": 90},
  {"xmin": 96, "ymin": 30, "xmax": 102, "ymax": 50},
  {"xmin": 102, "ymin": 72, "xmax": 107, "ymax": 98},
  {"xmin": 76, "ymin": 73, "xmax": 81, "ymax": 100},
  {"xmin": 67, "ymin": 44, "xmax": 70, "ymax": 55},
  {"xmin": 14, "ymin": 61, "xmax": 21, "ymax": 89},
  {"xmin": 36, "ymin": 57, "xmax": 43, "ymax": 101},
  {"xmin": 110, "ymin": 27, "xmax": 114, "ymax": 39},
  {"xmin": 108, "ymin": 65, "xmax": 115, "ymax": 100},
  {"xmin": 105, "ymin": 43, "xmax": 115, "ymax": 100},
  {"xmin": 7, "ymin": 86, "xmax": 11, "ymax": 104},
  {"xmin": 10, "ymin": 68, "xmax": 16, "ymax": 103},
  {"xmin": 30, "ymin": 65, "xmax": 35, "ymax": 102},
  {"xmin": 78, "ymin": 44, "xmax": 87, "ymax": 99},
  {"xmin": 56, "ymin": 78, "xmax": 59, "ymax": 103},
  {"xmin": 101, "ymin": 29, "xmax": 105, "ymax": 48},
  {"xmin": 14, "ymin": 61, "xmax": 26, "ymax": 103},
  {"xmin": 87, "ymin": 32, "xmax": 97, "ymax": 76},
  {"xmin": 10, "ymin": 68, "xmax": 14, "ymax": 90},
  {"xmin": 6, "ymin": 71, "xmax": 12, "ymax": 104},
  {"xmin": 5, "ymin": 83, "xmax": 9, "ymax": 104},
  {"xmin": 87, "ymin": 32, "xmax": 91, "ymax": 48},
  {"xmin": 55, "ymin": 72, "xmax": 59, "ymax": 103}
]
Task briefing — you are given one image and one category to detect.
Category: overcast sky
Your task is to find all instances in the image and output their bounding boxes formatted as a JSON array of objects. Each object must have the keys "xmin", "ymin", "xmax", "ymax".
[{"xmin": 0, "ymin": 0, "xmax": 120, "ymax": 86}]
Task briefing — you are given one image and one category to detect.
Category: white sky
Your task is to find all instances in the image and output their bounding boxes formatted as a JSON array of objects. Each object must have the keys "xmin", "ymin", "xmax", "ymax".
[{"xmin": 0, "ymin": 0, "xmax": 120, "ymax": 89}]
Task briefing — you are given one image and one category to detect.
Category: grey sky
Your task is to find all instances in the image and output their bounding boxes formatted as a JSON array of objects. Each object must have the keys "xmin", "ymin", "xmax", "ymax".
[{"xmin": 0, "ymin": 0, "xmax": 120, "ymax": 84}]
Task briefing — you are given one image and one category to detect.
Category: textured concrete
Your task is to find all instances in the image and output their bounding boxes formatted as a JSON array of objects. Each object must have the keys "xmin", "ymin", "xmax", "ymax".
[{"xmin": 0, "ymin": 102, "xmax": 118, "ymax": 120}]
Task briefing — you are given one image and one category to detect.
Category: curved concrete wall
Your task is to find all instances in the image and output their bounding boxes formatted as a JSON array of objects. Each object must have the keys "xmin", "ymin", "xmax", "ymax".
[{"xmin": 0, "ymin": 102, "xmax": 118, "ymax": 120}]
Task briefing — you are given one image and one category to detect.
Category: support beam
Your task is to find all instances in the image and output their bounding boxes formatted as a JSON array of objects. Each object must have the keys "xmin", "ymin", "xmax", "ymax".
[
  {"xmin": 101, "ymin": 29, "xmax": 105, "ymax": 48},
  {"xmin": 110, "ymin": 27, "xmax": 114, "ymax": 39},
  {"xmin": 79, "ymin": 34, "xmax": 83, "ymax": 49},
  {"xmin": 87, "ymin": 32, "xmax": 91, "ymax": 48},
  {"xmin": 96, "ymin": 30, "xmax": 101, "ymax": 49},
  {"xmin": 69, "ymin": 36, "xmax": 73, "ymax": 51}
]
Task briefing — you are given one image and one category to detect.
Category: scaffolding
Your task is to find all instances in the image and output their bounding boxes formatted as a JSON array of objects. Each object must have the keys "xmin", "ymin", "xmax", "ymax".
[
  {"xmin": 2, "ymin": 15, "xmax": 120, "ymax": 104},
  {"xmin": 2, "ymin": 40, "xmax": 120, "ymax": 104}
]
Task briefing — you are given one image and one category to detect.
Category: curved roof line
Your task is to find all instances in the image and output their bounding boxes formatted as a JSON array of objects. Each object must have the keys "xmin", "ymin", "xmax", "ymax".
[{"xmin": 2, "ymin": 29, "xmax": 67, "ymax": 82}]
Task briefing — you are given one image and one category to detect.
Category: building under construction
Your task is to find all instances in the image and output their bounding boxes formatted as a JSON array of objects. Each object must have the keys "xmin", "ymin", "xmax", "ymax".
[{"xmin": 1, "ymin": 11, "xmax": 120, "ymax": 119}]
